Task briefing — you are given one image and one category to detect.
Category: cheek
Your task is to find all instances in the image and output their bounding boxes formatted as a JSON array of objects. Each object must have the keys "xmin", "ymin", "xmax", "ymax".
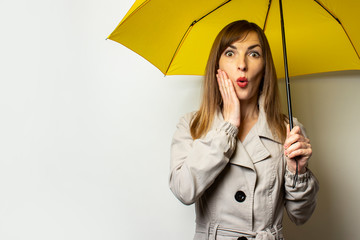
[
  {"xmin": 252, "ymin": 61, "xmax": 265, "ymax": 77},
  {"xmin": 218, "ymin": 57, "xmax": 226, "ymax": 70},
  {"xmin": 218, "ymin": 57, "xmax": 233, "ymax": 71}
]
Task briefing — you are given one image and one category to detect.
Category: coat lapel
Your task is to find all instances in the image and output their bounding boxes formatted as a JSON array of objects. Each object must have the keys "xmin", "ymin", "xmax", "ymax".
[
  {"xmin": 243, "ymin": 134, "xmax": 271, "ymax": 164},
  {"xmin": 230, "ymin": 126, "xmax": 271, "ymax": 170},
  {"xmin": 230, "ymin": 141, "xmax": 255, "ymax": 170}
]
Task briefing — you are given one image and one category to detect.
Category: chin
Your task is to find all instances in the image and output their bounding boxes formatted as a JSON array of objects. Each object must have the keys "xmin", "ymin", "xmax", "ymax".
[
  {"xmin": 236, "ymin": 92, "xmax": 257, "ymax": 102},
  {"xmin": 237, "ymin": 96, "xmax": 251, "ymax": 101},
  {"xmin": 235, "ymin": 91, "xmax": 251, "ymax": 100}
]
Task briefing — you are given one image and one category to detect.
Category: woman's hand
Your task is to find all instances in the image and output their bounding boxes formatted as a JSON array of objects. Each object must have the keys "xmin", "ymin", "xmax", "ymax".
[
  {"xmin": 284, "ymin": 124, "xmax": 312, "ymax": 174},
  {"xmin": 216, "ymin": 69, "xmax": 241, "ymax": 128}
]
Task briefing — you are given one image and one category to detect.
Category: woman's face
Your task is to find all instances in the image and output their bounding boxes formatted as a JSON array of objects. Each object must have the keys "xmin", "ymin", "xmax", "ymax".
[{"xmin": 219, "ymin": 31, "xmax": 265, "ymax": 102}]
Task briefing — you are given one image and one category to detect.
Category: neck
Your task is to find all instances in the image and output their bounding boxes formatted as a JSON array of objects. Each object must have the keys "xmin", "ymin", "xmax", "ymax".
[{"xmin": 240, "ymin": 96, "xmax": 259, "ymax": 122}]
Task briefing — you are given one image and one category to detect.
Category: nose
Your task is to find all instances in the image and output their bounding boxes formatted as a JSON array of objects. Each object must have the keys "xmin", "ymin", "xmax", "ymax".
[{"xmin": 237, "ymin": 55, "xmax": 247, "ymax": 71}]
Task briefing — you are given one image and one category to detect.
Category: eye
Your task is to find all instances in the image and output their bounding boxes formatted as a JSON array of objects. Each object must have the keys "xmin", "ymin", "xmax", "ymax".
[
  {"xmin": 249, "ymin": 51, "xmax": 261, "ymax": 58},
  {"xmin": 224, "ymin": 50, "xmax": 234, "ymax": 57}
]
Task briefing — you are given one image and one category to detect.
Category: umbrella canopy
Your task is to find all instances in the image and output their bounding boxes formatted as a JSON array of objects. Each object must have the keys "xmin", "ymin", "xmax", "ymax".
[
  {"xmin": 108, "ymin": 0, "xmax": 360, "ymax": 78},
  {"xmin": 108, "ymin": 0, "xmax": 360, "ymax": 184}
]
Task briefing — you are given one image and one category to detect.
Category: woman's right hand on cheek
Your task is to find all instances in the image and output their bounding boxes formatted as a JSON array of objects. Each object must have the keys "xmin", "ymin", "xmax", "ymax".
[{"xmin": 217, "ymin": 69, "xmax": 241, "ymax": 128}]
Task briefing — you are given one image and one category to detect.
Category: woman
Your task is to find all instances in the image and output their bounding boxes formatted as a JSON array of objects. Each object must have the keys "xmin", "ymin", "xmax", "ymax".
[{"xmin": 169, "ymin": 20, "xmax": 319, "ymax": 240}]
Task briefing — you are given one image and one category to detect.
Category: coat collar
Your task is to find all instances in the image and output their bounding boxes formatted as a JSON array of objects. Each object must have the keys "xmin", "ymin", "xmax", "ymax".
[
  {"xmin": 254, "ymin": 95, "xmax": 282, "ymax": 144},
  {"xmin": 213, "ymin": 95, "xmax": 281, "ymax": 170},
  {"xmin": 213, "ymin": 94, "xmax": 280, "ymax": 143}
]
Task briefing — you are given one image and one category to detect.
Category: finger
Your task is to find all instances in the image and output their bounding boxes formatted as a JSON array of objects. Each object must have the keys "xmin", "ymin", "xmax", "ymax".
[
  {"xmin": 225, "ymin": 76, "xmax": 233, "ymax": 96},
  {"xmin": 217, "ymin": 70, "xmax": 228, "ymax": 99},
  {"xmin": 217, "ymin": 70, "xmax": 226, "ymax": 92},
  {"xmin": 284, "ymin": 133, "xmax": 306, "ymax": 148},
  {"xmin": 221, "ymin": 70, "xmax": 231, "ymax": 99},
  {"xmin": 216, "ymin": 74, "xmax": 225, "ymax": 99},
  {"xmin": 222, "ymin": 71, "xmax": 236, "ymax": 98},
  {"xmin": 287, "ymin": 148, "xmax": 312, "ymax": 159},
  {"xmin": 228, "ymin": 79, "xmax": 238, "ymax": 101},
  {"xmin": 285, "ymin": 142, "xmax": 311, "ymax": 155},
  {"xmin": 286, "ymin": 124, "xmax": 290, "ymax": 137},
  {"xmin": 216, "ymin": 73, "xmax": 224, "ymax": 92},
  {"xmin": 220, "ymin": 69, "xmax": 228, "ymax": 79},
  {"xmin": 289, "ymin": 125, "xmax": 301, "ymax": 136},
  {"xmin": 284, "ymin": 125, "xmax": 307, "ymax": 146},
  {"xmin": 286, "ymin": 141, "xmax": 312, "ymax": 157}
]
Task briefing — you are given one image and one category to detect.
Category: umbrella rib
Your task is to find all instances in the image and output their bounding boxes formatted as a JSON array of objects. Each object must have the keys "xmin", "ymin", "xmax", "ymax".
[
  {"xmin": 263, "ymin": 0, "xmax": 272, "ymax": 31},
  {"xmin": 116, "ymin": 0, "xmax": 151, "ymax": 28},
  {"xmin": 314, "ymin": 0, "xmax": 360, "ymax": 60},
  {"xmin": 165, "ymin": 24, "xmax": 193, "ymax": 75},
  {"xmin": 165, "ymin": 0, "xmax": 232, "ymax": 74},
  {"xmin": 193, "ymin": 0, "xmax": 232, "ymax": 24}
]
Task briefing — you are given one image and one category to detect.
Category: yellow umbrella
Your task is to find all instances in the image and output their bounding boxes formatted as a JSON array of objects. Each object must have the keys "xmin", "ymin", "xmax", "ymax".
[
  {"xmin": 108, "ymin": 0, "xmax": 360, "ymax": 78},
  {"xmin": 108, "ymin": 0, "xmax": 360, "ymax": 184}
]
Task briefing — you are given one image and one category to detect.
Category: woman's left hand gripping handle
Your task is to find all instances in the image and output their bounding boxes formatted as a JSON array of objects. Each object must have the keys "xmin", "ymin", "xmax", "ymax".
[{"xmin": 284, "ymin": 124, "xmax": 312, "ymax": 174}]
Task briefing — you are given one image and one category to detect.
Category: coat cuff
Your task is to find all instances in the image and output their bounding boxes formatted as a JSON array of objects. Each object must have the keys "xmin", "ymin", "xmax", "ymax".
[
  {"xmin": 285, "ymin": 166, "xmax": 312, "ymax": 183},
  {"xmin": 218, "ymin": 121, "xmax": 239, "ymax": 138}
]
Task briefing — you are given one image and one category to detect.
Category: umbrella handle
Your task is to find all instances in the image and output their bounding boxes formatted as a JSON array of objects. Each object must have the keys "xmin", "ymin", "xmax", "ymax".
[
  {"xmin": 279, "ymin": 0, "xmax": 298, "ymax": 188},
  {"xmin": 292, "ymin": 161, "xmax": 299, "ymax": 188}
]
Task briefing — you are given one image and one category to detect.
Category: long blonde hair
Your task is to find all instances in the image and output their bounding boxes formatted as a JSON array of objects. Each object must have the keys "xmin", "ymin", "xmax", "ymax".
[{"xmin": 190, "ymin": 20, "xmax": 287, "ymax": 142}]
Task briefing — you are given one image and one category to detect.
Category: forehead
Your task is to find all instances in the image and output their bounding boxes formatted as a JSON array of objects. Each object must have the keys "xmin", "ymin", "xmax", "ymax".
[{"xmin": 231, "ymin": 31, "xmax": 262, "ymax": 48}]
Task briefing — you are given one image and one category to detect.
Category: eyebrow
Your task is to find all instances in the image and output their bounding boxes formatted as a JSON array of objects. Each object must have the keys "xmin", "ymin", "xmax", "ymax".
[{"xmin": 228, "ymin": 44, "xmax": 262, "ymax": 50}]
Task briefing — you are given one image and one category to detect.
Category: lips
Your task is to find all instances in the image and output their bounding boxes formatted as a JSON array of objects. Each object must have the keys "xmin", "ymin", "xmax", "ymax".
[{"xmin": 236, "ymin": 77, "xmax": 248, "ymax": 88}]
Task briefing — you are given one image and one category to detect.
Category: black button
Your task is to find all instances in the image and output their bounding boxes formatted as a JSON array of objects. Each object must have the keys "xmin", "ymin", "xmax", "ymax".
[
  {"xmin": 237, "ymin": 237, "xmax": 247, "ymax": 240},
  {"xmin": 235, "ymin": 191, "xmax": 246, "ymax": 202}
]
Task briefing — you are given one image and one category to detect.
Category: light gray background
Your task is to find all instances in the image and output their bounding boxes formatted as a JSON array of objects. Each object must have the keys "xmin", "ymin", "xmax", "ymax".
[{"xmin": 0, "ymin": 0, "xmax": 359, "ymax": 239}]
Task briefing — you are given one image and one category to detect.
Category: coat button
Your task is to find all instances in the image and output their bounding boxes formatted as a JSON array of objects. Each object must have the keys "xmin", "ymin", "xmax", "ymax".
[
  {"xmin": 235, "ymin": 191, "xmax": 246, "ymax": 202},
  {"xmin": 237, "ymin": 237, "xmax": 247, "ymax": 240}
]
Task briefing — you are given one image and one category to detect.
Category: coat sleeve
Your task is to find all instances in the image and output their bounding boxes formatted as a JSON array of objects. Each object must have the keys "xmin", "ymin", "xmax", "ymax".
[
  {"xmin": 169, "ymin": 113, "xmax": 238, "ymax": 205},
  {"xmin": 284, "ymin": 167, "xmax": 319, "ymax": 225},
  {"xmin": 284, "ymin": 120, "xmax": 319, "ymax": 225}
]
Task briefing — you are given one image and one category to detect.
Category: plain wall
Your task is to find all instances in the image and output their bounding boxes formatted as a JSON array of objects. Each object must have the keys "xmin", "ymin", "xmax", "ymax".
[
  {"xmin": 0, "ymin": 0, "xmax": 359, "ymax": 239},
  {"xmin": 279, "ymin": 71, "xmax": 360, "ymax": 240}
]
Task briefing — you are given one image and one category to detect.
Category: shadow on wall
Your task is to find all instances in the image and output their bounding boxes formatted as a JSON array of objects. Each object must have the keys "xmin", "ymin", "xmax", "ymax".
[{"xmin": 278, "ymin": 71, "xmax": 360, "ymax": 240}]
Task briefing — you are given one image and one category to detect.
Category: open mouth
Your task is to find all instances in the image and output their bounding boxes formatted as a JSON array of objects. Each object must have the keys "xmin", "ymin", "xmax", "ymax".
[{"xmin": 236, "ymin": 77, "xmax": 248, "ymax": 87}]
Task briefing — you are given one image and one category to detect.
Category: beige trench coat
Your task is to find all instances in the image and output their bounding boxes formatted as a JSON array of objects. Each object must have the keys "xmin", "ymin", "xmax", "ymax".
[{"xmin": 169, "ymin": 98, "xmax": 319, "ymax": 240}]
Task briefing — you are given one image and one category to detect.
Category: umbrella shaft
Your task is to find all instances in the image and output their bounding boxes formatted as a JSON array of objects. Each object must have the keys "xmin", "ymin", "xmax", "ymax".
[
  {"xmin": 279, "ymin": 0, "xmax": 298, "ymax": 188},
  {"xmin": 279, "ymin": 0, "xmax": 294, "ymax": 130}
]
